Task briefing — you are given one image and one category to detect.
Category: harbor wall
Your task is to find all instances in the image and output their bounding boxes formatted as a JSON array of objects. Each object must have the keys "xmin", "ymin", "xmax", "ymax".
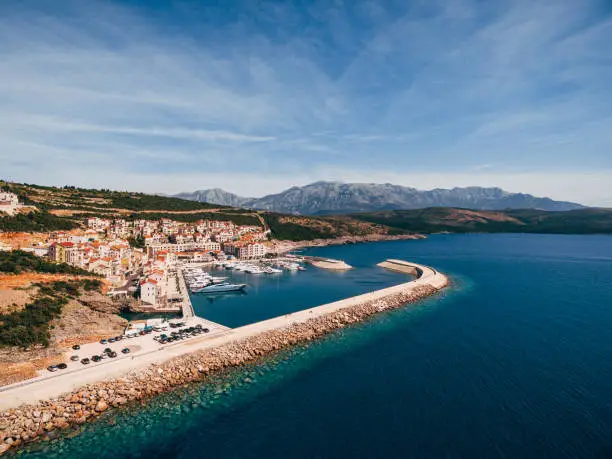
[{"xmin": 0, "ymin": 260, "xmax": 447, "ymax": 454}]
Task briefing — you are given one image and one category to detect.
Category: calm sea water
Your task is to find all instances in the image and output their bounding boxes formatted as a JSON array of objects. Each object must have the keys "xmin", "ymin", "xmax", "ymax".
[{"xmin": 15, "ymin": 234, "xmax": 612, "ymax": 458}]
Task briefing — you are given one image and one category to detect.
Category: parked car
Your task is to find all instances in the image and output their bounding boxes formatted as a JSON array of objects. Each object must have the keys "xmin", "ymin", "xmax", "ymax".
[
  {"xmin": 72, "ymin": 344, "xmax": 80, "ymax": 350},
  {"xmin": 47, "ymin": 365, "xmax": 59, "ymax": 372},
  {"xmin": 108, "ymin": 338, "xmax": 116, "ymax": 343},
  {"xmin": 81, "ymin": 358, "xmax": 90, "ymax": 365},
  {"xmin": 57, "ymin": 363, "xmax": 68, "ymax": 370},
  {"xmin": 121, "ymin": 348, "xmax": 130, "ymax": 354},
  {"xmin": 91, "ymin": 355, "xmax": 101, "ymax": 362},
  {"xmin": 109, "ymin": 352, "xmax": 117, "ymax": 358},
  {"xmin": 104, "ymin": 348, "xmax": 112, "ymax": 354},
  {"xmin": 70, "ymin": 355, "xmax": 79, "ymax": 361},
  {"xmin": 100, "ymin": 339, "xmax": 108, "ymax": 344}
]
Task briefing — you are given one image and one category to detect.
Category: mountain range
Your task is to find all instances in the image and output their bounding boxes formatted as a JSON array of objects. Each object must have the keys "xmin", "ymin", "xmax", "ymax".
[{"xmin": 174, "ymin": 182, "xmax": 585, "ymax": 215}]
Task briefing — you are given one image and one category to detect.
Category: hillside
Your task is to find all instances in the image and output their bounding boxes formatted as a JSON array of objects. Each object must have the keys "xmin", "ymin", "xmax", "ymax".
[
  {"xmin": 0, "ymin": 182, "xmax": 260, "ymax": 230},
  {"xmin": 174, "ymin": 189, "xmax": 252, "ymax": 208},
  {"xmin": 175, "ymin": 181, "xmax": 585, "ymax": 214},
  {"xmin": 350, "ymin": 208, "xmax": 612, "ymax": 234},
  {"xmin": 0, "ymin": 181, "xmax": 405, "ymax": 240}
]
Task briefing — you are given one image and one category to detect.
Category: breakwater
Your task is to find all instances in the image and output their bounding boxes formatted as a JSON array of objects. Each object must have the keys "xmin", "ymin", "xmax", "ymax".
[{"xmin": 0, "ymin": 260, "xmax": 447, "ymax": 454}]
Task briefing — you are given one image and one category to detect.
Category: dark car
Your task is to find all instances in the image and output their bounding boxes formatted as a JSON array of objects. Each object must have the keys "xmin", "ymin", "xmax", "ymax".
[
  {"xmin": 114, "ymin": 336, "xmax": 123, "ymax": 341},
  {"xmin": 121, "ymin": 348, "xmax": 130, "ymax": 354},
  {"xmin": 47, "ymin": 365, "xmax": 59, "ymax": 372},
  {"xmin": 91, "ymin": 355, "xmax": 101, "ymax": 362},
  {"xmin": 57, "ymin": 363, "xmax": 68, "ymax": 370},
  {"xmin": 81, "ymin": 358, "xmax": 90, "ymax": 364},
  {"xmin": 109, "ymin": 352, "xmax": 118, "ymax": 358},
  {"xmin": 203, "ymin": 328, "xmax": 210, "ymax": 333},
  {"xmin": 104, "ymin": 347, "xmax": 112, "ymax": 354},
  {"xmin": 72, "ymin": 344, "xmax": 80, "ymax": 350}
]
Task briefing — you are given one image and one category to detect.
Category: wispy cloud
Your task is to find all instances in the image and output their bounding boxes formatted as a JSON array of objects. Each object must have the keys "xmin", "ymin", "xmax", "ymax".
[{"xmin": 0, "ymin": 0, "xmax": 610, "ymax": 204}]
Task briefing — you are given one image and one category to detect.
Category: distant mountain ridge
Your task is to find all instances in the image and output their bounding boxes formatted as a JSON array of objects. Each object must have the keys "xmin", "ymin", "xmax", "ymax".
[
  {"xmin": 174, "ymin": 188, "xmax": 252, "ymax": 208},
  {"xmin": 174, "ymin": 181, "xmax": 585, "ymax": 214}
]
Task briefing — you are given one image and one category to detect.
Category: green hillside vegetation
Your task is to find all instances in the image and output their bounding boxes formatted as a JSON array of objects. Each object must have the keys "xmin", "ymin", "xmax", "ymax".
[
  {"xmin": 0, "ymin": 279, "xmax": 102, "ymax": 348},
  {"xmin": 122, "ymin": 211, "xmax": 261, "ymax": 226},
  {"xmin": 0, "ymin": 212, "xmax": 78, "ymax": 232},
  {"xmin": 351, "ymin": 208, "xmax": 612, "ymax": 234},
  {"xmin": 1, "ymin": 182, "xmax": 221, "ymax": 212},
  {"xmin": 262, "ymin": 213, "xmax": 403, "ymax": 240},
  {"xmin": 263, "ymin": 214, "xmax": 334, "ymax": 240},
  {"xmin": 105, "ymin": 192, "xmax": 221, "ymax": 211},
  {"xmin": 0, "ymin": 250, "xmax": 95, "ymax": 275}
]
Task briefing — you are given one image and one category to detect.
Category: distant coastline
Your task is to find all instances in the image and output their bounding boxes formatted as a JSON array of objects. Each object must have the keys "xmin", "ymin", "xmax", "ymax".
[{"xmin": 270, "ymin": 233, "xmax": 425, "ymax": 254}]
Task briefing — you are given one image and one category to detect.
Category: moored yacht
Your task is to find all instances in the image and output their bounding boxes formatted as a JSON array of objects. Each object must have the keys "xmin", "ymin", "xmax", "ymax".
[{"xmin": 192, "ymin": 283, "xmax": 247, "ymax": 293}]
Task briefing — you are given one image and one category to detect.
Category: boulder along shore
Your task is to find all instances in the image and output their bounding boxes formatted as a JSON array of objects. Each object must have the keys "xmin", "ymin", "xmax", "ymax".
[{"xmin": 0, "ymin": 278, "xmax": 445, "ymax": 455}]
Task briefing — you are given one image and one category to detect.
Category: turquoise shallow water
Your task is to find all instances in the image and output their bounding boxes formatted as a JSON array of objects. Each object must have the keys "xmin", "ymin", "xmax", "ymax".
[{"xmin": 14, "ymin": 234, "xmax": 612, "ymax": 458}]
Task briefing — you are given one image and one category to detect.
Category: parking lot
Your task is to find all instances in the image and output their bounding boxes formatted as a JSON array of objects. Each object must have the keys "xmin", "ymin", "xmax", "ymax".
[{"xmin": 42, "ymin": 318, "xmax": 229, "ymax": 377}]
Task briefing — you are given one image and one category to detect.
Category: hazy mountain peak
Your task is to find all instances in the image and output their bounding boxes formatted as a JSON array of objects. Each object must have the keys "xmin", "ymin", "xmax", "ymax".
[{"xmin": 174, "ymin": 182, "xmax": 585, "ymax": 214}]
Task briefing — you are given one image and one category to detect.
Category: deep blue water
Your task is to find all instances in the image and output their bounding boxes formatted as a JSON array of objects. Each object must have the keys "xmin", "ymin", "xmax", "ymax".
[
  {"xmin": 191, "ymin": 251, "xmax": 408, "ymax": 327},
  {"xmin": 16, "ymin": 234, "xmax": 612, "ymax": 458}
]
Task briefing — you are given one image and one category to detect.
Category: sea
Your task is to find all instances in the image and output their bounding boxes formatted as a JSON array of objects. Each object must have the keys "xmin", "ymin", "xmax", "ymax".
[{"xmin": 14, "ymin": 234, "xmax": 612, "ymax": 458}]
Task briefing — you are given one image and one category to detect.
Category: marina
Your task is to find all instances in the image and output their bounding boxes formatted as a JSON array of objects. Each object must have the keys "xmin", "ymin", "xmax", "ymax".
[
  {"xmin": 182, "ymin": 259, "xmax": 309, "ymax": 296},
  {"xmin": 0, "ymin": 253, "xmax": 442, "ymax": 413}
]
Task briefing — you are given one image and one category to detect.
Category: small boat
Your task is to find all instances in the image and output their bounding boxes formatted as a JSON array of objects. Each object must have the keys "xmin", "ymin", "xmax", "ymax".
[
  {"xmin": 193, "ymin": 283, "xmax": 247, "ymax": 293},
  {"xmin": 264, "ymin": 266, "xmax": 283, "ymax": 274},
  {"xmin": 245, "ymin": 266, "xmax": 265, "ymax": 274},
  {"xmin": 209, "ymin": 276, "xmax": 227, "ymax": 284}
]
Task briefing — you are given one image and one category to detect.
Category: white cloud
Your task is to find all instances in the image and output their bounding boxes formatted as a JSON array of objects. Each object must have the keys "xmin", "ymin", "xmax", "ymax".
[{"xmin": 0, "ymin": 0, "xmax": 610, "ymax": 205}]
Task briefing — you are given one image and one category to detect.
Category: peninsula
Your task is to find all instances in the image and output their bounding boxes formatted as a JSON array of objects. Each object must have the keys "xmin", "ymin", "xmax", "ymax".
[{"xmin": 0, "ymin": 259, "xmax": 447, "ymax": 453}]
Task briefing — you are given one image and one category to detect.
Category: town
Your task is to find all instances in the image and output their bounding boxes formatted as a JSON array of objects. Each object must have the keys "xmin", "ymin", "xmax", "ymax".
[
  {"xmin": 52, "ymin": 216, "xmax": 267, "ymax": 308},
  {"xmin": 1, "ymin": 189, "xmax": 271, "ymax": 311}
]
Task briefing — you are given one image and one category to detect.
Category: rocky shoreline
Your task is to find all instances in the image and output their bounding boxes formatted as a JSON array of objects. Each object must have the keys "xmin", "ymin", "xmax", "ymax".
[
  {"xmin": 0, "ymin": 280, "xmax": 441, "ymax": 455},
  {"xmin": 270, "ymin": 233, "xmax": 424, "ymax": 254}
]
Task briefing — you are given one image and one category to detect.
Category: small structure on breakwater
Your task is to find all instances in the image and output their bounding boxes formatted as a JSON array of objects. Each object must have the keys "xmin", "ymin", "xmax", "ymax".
[{"xmin": 302, "ymin": 256, "xmax": 352, "ymax": 270}]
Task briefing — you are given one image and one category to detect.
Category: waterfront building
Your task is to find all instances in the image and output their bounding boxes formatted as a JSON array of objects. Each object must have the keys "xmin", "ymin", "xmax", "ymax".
[
  {"xmin": 223, "ymin": 242, "xmax": 267, "ymax": 259},
  {"xmin": 140, "ymin": 279, "xmax": 158, "ymax": 305}
]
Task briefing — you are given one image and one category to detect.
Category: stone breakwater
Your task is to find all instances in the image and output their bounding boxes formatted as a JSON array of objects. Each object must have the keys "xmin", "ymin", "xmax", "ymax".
[{"xmin": 0, "ymin": 262, "xmax": 446, "ymax": 455}]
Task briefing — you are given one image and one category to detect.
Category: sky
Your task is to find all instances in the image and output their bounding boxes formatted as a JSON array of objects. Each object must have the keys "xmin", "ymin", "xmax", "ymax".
[{"xmin": 0, "ymin": 0, "xmax": 611, "ymax": 206}]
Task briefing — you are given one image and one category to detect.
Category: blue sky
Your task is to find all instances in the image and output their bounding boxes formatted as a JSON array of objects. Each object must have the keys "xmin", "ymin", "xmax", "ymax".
[{"xmin": 0, "ymin": 0, "xmax": 611, "ymax": 205}]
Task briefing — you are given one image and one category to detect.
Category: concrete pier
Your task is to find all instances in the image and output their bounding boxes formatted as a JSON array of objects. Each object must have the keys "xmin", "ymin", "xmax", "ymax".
[{"xmin": 175, "ymin": 266, "xmax": 195, "ymax": 318}]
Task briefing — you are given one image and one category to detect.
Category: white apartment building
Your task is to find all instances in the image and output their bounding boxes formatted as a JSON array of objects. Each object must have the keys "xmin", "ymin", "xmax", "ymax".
[
  {"xmin": 225, "ymin": 242, "xmax": 266, "ymax": 259},
  {"xmin": 0, "ymin": 192, "xmax": 19, "ymax": 215},
  {"xmin": 140, "ymin": 279, "xmax": 158, "ymax": 305}
]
